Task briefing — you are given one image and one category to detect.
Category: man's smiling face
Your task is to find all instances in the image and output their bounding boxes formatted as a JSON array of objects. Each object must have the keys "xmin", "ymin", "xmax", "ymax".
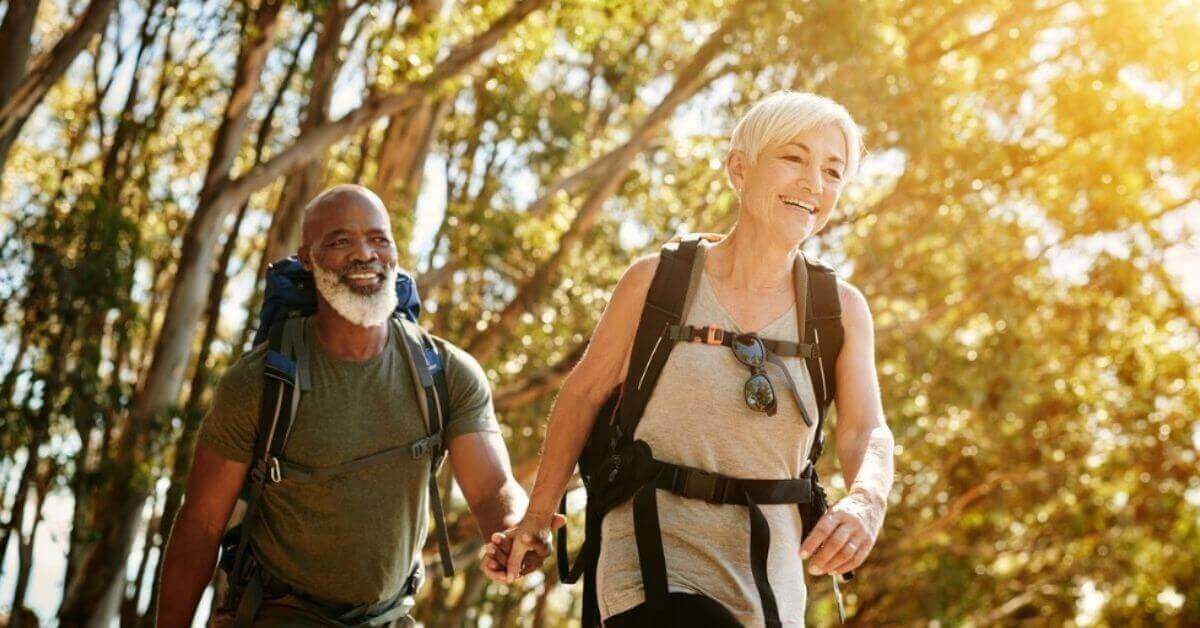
[{"xmin": 299, "ymin": 187, "xmax": 399, "ymax": 327}]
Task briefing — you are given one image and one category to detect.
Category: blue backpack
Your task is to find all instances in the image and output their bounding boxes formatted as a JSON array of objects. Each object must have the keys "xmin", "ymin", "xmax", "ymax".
[{"xmin": 219, "ymin": 257, "xmax": 456, "ymax": 623}]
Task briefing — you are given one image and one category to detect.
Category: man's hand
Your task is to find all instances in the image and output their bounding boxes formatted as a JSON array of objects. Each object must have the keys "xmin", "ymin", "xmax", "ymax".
[
  {"xmin": 799, "ymin": 491, "xmax": 884, "ymax": 576},
  {"xmin": 480, "ymin": 512, "xmax": 565, "ymax": 583}
]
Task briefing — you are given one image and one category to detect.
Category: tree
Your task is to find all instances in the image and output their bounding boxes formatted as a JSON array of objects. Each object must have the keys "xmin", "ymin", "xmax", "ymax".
[{"xmin": 1, "ymin": 0, "xmax": 1197, "ymax": 624}]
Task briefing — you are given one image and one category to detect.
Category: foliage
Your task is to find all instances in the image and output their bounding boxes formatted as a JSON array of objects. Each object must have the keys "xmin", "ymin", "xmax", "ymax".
[{"xmin": 0, "ymin": 0, "xmax": 1197, "ymax": 625}]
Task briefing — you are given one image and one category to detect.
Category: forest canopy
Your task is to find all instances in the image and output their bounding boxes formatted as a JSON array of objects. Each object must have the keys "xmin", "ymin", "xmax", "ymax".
[{"xmin": 0, "ymin": 0, "xmax": 1197, "ymax": 625}]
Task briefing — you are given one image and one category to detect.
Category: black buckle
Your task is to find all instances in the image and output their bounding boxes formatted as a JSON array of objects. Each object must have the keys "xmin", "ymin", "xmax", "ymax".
[{"xmin": 677, "ymin": 469, "xmax": 728, "ymax": 504}]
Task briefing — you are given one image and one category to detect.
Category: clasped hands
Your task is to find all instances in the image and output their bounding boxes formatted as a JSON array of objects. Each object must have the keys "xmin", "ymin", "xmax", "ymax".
[
  {"xmin": 480, "ymin": 511, "xmax": 566, "ymax": 584},
  {"xmin": 482, "ymin": 493, "xmax": 882, "ymax": 583}
]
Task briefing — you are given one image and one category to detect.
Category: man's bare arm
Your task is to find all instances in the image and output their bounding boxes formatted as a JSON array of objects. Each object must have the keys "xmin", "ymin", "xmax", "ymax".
[
  {"xmin": 448, "ymin": 431, "xmax": 527, "ymax": 538},
  {"xmin": 156, "ymin": 444, "xmax": 246, "ymax": 628}
]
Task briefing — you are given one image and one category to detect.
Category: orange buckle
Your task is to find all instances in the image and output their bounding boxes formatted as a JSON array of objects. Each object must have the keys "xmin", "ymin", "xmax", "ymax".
[{"xmin": 703, "ymin": 325, "xmax": 723, "ymax": 345}]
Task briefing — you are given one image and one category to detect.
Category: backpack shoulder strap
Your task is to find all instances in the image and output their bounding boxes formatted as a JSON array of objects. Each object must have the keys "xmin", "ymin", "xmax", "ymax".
[
  {"xmin": 393, "ymin": 316, "xmax": 456, "ymax": 577},
  {"xmin": 253, "ymin": 317, "xmax": 305, "ymax": 484},
  {"xmin": 614, "ymin": 236, "xmax": 706, "ymax": 444},
  {"xmin": 801, "ymin": 256, "xmax": 844, "ymax": 463},
  {"xmin": 228, "ymin": 318, "xmax": 304, "ymax": 591}
]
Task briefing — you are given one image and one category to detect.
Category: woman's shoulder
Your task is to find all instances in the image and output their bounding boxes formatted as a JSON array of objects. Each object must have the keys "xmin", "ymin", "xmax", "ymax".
[{"xmin": 836, "ymin": 278, "xmax": 873, "ymax": 333}]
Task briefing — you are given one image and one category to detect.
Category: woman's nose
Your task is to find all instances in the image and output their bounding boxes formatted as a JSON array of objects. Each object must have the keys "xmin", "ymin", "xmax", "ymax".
[{"xmin": 799, "ymin": 165, "xmax": 823, "ymax": 196}]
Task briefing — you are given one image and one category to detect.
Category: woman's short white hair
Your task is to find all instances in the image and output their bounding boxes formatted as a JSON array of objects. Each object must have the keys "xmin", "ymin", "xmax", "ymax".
[{"xmin": 728, "ymin": 91, "xmax": 863, "ymax": 180}]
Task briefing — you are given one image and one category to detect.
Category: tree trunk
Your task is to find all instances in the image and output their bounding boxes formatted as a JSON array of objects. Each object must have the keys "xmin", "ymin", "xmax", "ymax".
[
  {"xmin": 464, "ymin": 5, "xmax": 748, "ymax": 362},
  {"xmin": 0, "ymin": 0, "xmax": 41, "ymax": 104},
  {"xmin": 141, "ymin": 185, "xmax": 258, "ymax": 628},
  {"xmin": 0, "ymin": 0, "xmax": 118, "ymax": 178},
  {"xmin": 0, "ymin": 437, "xmax": 40, "ymax": 584},
  {"xmin": 121, "ymin": 495, "xmax": 159, "ymax": 628},
  {"xmin": 0, "ymin": 321, "xmax": 30, "ymax": 405},
  {"xmin": 259, "ymin": 0, "xmax": 347, "ymax": 272},
  {"xmin": 56, "ymin": 2, "xmax": 285, "ymax": 622},
  {"xmin": 9, "ymin": 456, "xmax": 56, "ymax": 628},
  {"xmin": 444, "ymin": 567, "xmax": 489, "ymax": 627},
  {"xmin": 374, "ymin": 94, "xmax": 449, "ymax": 250}
]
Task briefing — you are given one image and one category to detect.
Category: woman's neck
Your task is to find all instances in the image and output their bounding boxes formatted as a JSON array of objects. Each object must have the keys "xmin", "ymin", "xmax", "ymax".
[{"xmin": 706, "ymin": 221, "xmax": 799, "ymax": 293}]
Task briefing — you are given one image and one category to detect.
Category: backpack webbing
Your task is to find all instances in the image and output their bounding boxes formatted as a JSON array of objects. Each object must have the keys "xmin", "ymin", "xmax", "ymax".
[
  {"xmin": 222, "ymin": 315, "xmax": 455, "ymax": 619},
  {"xmin": 612, "ymin": 238, "xmax": 704, "ymax": 444},
  {"xmin": 561, "ymin": 236, "xmax": 846, "ymax": 627}
]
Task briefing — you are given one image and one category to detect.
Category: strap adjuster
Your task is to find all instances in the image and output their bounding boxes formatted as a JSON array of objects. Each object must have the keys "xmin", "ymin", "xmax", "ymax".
[
  {"xmin": 411, "ymin": 434, "xmax": 442, "ymax": 459},
  {"xmin": 701, "ymin": 325, "xmax": 723, "ymax": 345},
  {"xmin": 675, "ymin": 468, "xmax": 729, "ymax": 504},
  {"xmin": 268, "ymin": 457, "xmax": 282, "ymax": 483}
]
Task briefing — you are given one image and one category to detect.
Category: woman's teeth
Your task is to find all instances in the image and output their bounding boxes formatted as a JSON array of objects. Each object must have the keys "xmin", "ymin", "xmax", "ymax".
[{"xmin": 781, "ymin": 197, "xmax": 817, "ymax": 214}]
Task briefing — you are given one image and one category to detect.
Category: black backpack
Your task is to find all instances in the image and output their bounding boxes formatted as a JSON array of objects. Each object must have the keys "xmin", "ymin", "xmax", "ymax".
[{"xmin": 556, "ymin": 235, "xmax": 846, "ymax": 627}]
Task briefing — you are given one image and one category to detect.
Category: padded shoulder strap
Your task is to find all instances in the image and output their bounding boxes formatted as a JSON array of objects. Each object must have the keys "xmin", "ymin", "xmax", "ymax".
[
  {"xmin": 802, "ymin": 259, "xmax": 844, "ymax": 463},
  {"xmin": 395, "ymin": 317, "xmax": 437, "ymax": 435},
  {"xmin": 614, "ymin": 236, "xmax": 705, "ymax": 443},
  {"xmin": 253, "ymin": 318, "xmax": 303, "ymax": 474},
  {"xmin": 393, "ymin": 316, "xmax": 456, "ymax": 577}
]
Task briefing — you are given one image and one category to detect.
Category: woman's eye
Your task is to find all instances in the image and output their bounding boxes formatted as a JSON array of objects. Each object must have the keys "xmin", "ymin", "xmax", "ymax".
[
  {"xmin": 784, "ymin": 155, "xmax": 806, "ymax": 164},
  {"xmin": 826, "ymin": 169, "xmax": 843, "ymax": 180}
]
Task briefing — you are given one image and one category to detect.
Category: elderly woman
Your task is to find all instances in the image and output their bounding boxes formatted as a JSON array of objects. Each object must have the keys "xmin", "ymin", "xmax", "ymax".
[{"xmin": 487, "ymin": 92, "xmax": 895, "ymax": 627}]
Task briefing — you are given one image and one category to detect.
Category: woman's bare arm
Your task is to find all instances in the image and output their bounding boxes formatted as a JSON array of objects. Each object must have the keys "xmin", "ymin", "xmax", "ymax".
[{"xmin": 500, "ymin": 255, "xmax": 658, "ymax": 580}]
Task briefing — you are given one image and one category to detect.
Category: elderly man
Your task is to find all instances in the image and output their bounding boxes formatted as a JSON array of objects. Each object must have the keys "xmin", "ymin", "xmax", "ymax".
[{"xmin": 157, "ymin": 185, "xmax": 554, "ymax": 627}]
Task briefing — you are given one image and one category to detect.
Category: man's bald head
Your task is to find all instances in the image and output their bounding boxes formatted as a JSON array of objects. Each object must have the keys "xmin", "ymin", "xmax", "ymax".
[{"xmin": 300, "ymin": 184, "xmax": 390, "ymax": 251}]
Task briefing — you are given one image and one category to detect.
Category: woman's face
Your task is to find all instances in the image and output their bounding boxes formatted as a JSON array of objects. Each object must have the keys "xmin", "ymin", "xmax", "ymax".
[{"xmin": 729, "ymin": 123, "xmax": 850, "ymax": 246}]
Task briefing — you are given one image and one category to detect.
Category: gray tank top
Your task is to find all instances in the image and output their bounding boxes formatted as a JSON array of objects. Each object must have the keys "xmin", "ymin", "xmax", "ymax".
[{"xmin": 596, "ymin": 250, "xmax": 819, "ymax": 626}]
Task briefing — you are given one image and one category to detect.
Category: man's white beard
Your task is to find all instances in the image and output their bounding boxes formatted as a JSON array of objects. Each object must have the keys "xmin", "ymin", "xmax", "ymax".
[{"xmin": 312, "ymin": 260, "xmax": 398, "ymax": 328}]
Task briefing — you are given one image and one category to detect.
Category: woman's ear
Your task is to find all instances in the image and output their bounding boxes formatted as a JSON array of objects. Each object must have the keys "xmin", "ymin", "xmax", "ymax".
[{"xmin": 726, "ymin": 149, "xmax": 748, "ymax": 193}]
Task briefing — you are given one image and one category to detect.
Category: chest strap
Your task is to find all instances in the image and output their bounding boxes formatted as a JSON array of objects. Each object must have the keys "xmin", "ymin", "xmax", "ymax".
[
  {"xmin": 267, "ymin": 433, "xmax": 443, "ymax": 484},
  {"xmin": 666, "ymin": 324, "xmax": 815, "ymax": 359},
  {"xmin": 665, "ymin": 324, "xmax": 814, "ymax": 427},
  {"xmin": 633, "ymin": 455, "xmax": 816, "ymax": 628}
]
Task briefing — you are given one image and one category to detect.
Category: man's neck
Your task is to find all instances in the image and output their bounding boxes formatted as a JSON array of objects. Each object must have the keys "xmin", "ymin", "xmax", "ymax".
[{"xmin": 311, "ymin": 304, "xmax": 389, "ymax": 362}]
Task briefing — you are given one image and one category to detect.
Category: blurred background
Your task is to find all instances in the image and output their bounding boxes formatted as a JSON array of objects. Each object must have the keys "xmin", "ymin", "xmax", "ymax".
[{"xmin": 0, "ymin": 0, "xmax": 1197, "ymax": 625}]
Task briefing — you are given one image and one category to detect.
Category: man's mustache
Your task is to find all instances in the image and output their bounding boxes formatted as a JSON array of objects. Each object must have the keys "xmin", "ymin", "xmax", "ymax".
[{"xmin": 337, "ymin": 262, "xmax": 389, "ymax": 278}]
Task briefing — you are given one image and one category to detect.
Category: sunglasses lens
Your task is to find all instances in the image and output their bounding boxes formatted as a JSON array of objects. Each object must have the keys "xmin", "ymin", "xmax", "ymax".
[
  {"xmin": 732, "ymin": 334, "xmax": 766, "ymax": 368},
  {"xmin": 744, "ymin": 373, "xmax": 777, "ymax": 415}
]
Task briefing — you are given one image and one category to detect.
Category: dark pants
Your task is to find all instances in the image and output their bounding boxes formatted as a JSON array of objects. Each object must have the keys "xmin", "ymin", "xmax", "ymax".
[{"xmin": 604, "ymin": 593, "xmax": 742, "ymax": 627}]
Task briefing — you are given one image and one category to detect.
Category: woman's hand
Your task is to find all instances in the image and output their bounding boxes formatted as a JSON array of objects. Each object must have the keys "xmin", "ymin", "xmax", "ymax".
[
  {"xmin": 480, "ymin": 512, "xmax": 566, "ymax": 583},
  {"xmin": 798, "ymin": 490, "xmax": 884, "ymax": 576}
]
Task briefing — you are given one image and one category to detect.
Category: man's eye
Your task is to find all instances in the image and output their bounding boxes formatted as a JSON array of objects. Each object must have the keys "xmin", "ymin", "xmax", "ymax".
[
  {"xmin": 330, "ymin": 238, "xmax": 348, "ymax": 247},
  {"xmin": 826, "ymin": 169, "xmax": 843, "ymax": 180}
]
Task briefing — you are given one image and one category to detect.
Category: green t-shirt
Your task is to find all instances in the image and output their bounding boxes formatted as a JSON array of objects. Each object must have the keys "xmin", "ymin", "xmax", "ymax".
[{"xmin": 197, "ymin": 318, "xmax": 499, "ymax": 606}]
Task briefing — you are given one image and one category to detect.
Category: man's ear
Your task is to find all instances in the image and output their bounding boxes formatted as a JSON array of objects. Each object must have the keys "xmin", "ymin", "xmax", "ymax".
[{"xmin": 298, "ymin": 243, "xmax": 313, "ymax": 270}]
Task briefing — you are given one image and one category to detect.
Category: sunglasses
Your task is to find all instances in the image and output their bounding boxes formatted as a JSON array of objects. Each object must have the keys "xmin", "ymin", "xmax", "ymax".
[{"xmin": 731, "ymin": 333, "xmax": 777, "ymax": 416}]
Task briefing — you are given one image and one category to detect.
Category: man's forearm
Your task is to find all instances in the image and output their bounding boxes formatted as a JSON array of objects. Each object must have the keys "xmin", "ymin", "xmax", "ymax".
[
  {"xmin": 474, "ymin": 479, "xmax": 527, "ymax": 538},
  {"xmin": 156, "ymin": 514, "xmax": 223, "ymax": 627}
]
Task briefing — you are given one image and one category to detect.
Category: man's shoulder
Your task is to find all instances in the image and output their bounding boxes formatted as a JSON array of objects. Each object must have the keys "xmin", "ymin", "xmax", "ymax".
[
  {"xmin": 215, "ymin": 343, "xmax": 269, "ymax": 398},
  {"xmin": 429, "ymin": 335, "xmax": 488, "ymax": 384}
]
